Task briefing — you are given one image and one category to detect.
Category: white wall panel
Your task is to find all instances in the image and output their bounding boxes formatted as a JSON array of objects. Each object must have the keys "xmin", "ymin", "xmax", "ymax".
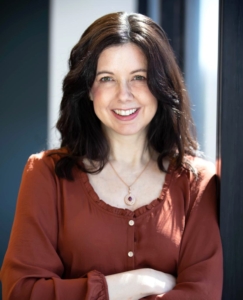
[{"xmin": 185, "ymin": 0, "xmax": 219, "ymax": 161}]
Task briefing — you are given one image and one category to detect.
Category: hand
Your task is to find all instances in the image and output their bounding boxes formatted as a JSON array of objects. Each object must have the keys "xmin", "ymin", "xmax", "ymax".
[
  {"xmin": 106, "ymin": 268, "xmax": 176, "ymax": 300},
  {"xmin": 143, "ymin": 268, "xmax": 176, "ymax": 295}
]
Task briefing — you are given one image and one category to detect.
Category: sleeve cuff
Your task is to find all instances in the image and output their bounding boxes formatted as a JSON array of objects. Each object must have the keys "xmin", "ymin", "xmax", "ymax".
[{"xmin": 85, "ymin": 270, "xmax": 109, "ymax": 300}]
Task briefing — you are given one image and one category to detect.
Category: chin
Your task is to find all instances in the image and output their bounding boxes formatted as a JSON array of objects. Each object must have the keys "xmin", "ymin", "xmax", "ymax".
[
  {"xmin": 115, "ymin": 128, "xmax": 147, "ymax": 137},
  {"xmin": 102, "ymin": 123, "xmax": 148, "ymax": 137}
]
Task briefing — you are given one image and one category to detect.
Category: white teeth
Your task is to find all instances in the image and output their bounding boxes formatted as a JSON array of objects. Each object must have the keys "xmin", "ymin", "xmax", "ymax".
[{"xmin": 114, "ymin": 109, "xmax": 137, "ymax": 116}]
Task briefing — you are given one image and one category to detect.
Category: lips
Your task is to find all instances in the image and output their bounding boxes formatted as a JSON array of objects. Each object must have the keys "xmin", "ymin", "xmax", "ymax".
[
  {"xmin": 113, "ymin": 108, "xmax": 138, "ymax": 116},
  {"xmin": 111, "ymin": 108, "xmax": 140, "ymax": 121}
]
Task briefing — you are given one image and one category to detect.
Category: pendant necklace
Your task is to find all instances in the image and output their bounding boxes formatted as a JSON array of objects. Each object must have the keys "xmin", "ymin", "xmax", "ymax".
[{"xmin": 108, "ymin": 159, "xmax": 150, "ymax": 206}]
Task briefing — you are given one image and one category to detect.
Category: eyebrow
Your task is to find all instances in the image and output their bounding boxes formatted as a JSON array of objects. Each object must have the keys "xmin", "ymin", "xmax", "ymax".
[
  {"xmin": 96, "ymin": 68, "xmax": 147, "ymax": 76},
  {"xmin": 130, "ymin": 68, "xmax": 147, "ymax": 74},
  {"xmin": 96, "ymin": 71, "xmax": 114, "ymax": 76}
]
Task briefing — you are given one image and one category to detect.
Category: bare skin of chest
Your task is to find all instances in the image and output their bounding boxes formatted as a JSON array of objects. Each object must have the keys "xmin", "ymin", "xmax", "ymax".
[{"xmin": 87, "ymin": 159, "xmax": 168, "ymax": 211}]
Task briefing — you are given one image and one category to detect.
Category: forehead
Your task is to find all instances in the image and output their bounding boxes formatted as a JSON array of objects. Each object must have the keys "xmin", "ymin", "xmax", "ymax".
[{"xmin": 96, "ymin": 43, "xmax": 147, "ymax": 70}]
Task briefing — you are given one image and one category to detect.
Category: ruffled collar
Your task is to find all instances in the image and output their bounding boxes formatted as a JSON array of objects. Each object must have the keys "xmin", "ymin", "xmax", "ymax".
[{"xmin": 78, "ymin": 162, "xmax": 175, "ymax": 218}]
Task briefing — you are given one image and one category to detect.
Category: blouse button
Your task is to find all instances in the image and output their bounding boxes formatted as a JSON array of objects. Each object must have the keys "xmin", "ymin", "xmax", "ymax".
[
  {"xmin": 128, "ymin": 220, "xmax": 135, "ymax": 226},
  {"xmin": 128, "ymin": 251, "xmax": 134, "ymax": 257}
]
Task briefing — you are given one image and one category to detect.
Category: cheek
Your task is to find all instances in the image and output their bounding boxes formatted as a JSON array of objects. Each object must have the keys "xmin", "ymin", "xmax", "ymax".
[
  {"xmin": 144, "ymin": 92, "xmax": 157, "ymax": 109},
  {"xmin": 91, "ymin": 93, "xmax": 109, "ymax": 120},
  {"xmin": 148, "ymin": 97, "xmax": 158, "ymax": 118},
  {"xmin": 90, "ymin": 85, "xmax": 108, "ymax": 103}
]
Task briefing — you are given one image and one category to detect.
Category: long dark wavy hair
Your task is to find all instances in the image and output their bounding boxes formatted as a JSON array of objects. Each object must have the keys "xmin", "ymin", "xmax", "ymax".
[{"xmin": 55, "ymin": 12, "xmax": 198, "ymax": 180}]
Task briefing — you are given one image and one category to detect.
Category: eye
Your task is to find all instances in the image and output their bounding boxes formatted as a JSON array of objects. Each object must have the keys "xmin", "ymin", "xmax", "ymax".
[
  {"xmin": 133, "ymin": 75, "xmax": 146, "ymax": 81},
  {"xmin": 100, "ymin": 76, "xmax": 113, "ymax": 82}
]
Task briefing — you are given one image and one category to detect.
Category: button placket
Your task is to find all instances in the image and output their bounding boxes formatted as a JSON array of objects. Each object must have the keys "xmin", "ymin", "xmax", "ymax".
[{"xmin": 127, "ymin": 218, "xmax": 135, "ymax": 269}]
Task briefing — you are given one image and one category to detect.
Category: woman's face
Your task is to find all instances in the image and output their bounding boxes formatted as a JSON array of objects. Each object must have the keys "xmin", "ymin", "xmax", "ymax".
[{"xmin": 89, "ymin": 43, "xmax": 157, "ymax": 138}]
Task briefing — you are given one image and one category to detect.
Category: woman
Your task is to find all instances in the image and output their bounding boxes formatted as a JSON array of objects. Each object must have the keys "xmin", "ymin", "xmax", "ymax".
[{"xmin": 1, "ymin": 12, "xmax": 223, "ymax": 299}]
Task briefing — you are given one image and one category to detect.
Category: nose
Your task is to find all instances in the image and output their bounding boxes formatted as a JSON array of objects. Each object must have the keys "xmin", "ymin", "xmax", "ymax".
[{"xmin": 117, "ymin": 81, "xmax": 133, "ymax": 102}]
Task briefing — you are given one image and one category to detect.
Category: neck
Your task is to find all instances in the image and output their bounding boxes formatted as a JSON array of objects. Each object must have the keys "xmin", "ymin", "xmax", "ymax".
[{"xmin": 106, "ymin": 131, "xmax": 151, "ymax": 167}]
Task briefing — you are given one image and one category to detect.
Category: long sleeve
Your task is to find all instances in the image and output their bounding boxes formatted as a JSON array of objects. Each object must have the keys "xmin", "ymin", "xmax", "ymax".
[
  {"xmin": 144, "ymin": 169, "xmax": 223, "ymax": 299},
  {"xmin": 0, "ymin": 154, "xmax": 109, "ymax": 300}
]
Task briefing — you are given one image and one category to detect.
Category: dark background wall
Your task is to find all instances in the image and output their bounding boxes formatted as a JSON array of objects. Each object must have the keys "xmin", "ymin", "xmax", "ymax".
[
  {"xmin": 218, "ymin": 0, "xmax": 243, "ymax": 298},
  {"xmin": 0, "ymin": 0, "xmax": 49, "ymax": 297}
]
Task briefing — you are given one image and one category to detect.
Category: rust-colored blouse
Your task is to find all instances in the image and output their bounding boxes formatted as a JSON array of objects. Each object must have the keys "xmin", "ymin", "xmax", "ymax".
[{"xmin": 1, "ymin": 150, "xmax": 223, "ymax": 299}]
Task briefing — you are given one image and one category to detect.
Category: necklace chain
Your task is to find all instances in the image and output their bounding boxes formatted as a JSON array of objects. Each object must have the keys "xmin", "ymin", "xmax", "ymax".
[{"xmin": 108, "ymin": 159, "xmax": 150, "ymax": 189}]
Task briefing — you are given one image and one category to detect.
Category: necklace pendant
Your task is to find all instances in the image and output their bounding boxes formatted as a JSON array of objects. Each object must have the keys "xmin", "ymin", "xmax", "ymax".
[{"xmin": 124, "ymin": 192, "xmax": 136, "ymax": 206}]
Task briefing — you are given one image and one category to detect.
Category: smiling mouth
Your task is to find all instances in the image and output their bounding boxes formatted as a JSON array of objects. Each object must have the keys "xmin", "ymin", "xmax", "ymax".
[{"xmin": 113, "ymin": 108, "xmax": 138, "ymax": 116}]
